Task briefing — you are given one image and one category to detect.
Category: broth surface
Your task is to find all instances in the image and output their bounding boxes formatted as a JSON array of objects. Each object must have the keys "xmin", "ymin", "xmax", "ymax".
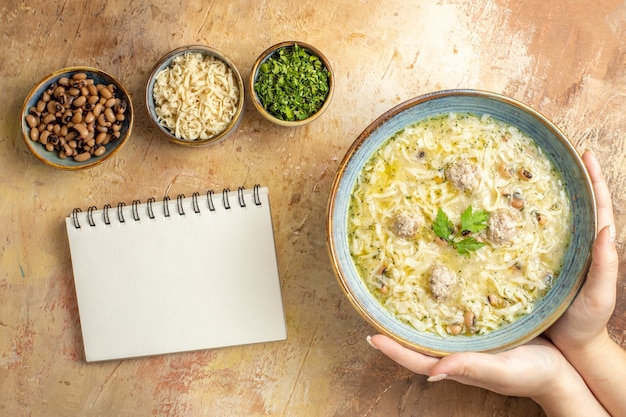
[{"xmin": 348, "ymin": 113, "xmax": 571, "ymax": 336}]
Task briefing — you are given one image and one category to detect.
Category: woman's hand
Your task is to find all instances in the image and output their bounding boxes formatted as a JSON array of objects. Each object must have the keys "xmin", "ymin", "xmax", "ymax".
[
  {"xmin": 545, "ymin": 150, "xmax": 625, "ymax": 417},
  {"xmin": 368, "ymin": 334, "xmax": 609, "ymax": 416},
  {"xmin": 545, "ymin": 150, "xmax": 618, "ymax": 350},
  {"xmin": 369, "ymin": 335, "xmax": 562, "ymax": 398}
]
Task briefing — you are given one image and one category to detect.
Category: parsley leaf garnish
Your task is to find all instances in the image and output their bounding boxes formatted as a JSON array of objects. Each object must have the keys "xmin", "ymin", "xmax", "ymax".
[
  {"xmin": 455, "ymin": 237, "xmax": 486, "ymax": 256},
  {"xmin": 433, "ymin": 208, "xmax": 455, "ymax": 241},
  {"xmin": 460, "ymin": 205, "xmax": 490, "ymax": 233},
  {"xmin": 432, "ymin": 206, "xmax": 489, "ymax": 256}
]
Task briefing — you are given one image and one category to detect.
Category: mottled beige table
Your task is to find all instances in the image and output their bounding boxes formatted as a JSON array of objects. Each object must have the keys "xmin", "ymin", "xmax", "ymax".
[{"xmin": 1, "ymin": 1, "xmax": 625, "ymax": 416}]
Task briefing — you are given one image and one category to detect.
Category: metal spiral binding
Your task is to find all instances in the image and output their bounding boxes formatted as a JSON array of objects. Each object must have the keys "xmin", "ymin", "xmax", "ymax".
[
  {"xmin": 117, "ymin": 202, "xmax": 126, "ymax": 223},
  {"xmin": 71, "ymin": 208, "xmax": 82, "ymax": 229},
  {"xmin": 222, "ymin": 188, "xmax": 231, "ymax": 209},
  {"xmin": 176, "ymin": 194, "xmax": 186, "ymax": 216},
  {"xmin": 253, "ymin": 184, "xmax": 261, "ymax": 206},
  {"xmin": 147, "ymin": 197, "xmax": 156, "ymax": 219},
  {"xmin": 131, "ymin": 200, "xmax": 141, "ymax": 221},
  {"xmin": 206, "ymin": 190, "xmax": 216, "ymax": 211},
  {"xmin": 163, "ymin": 196, "xmax": 171, "ymax": 218},
  {"xmin": 103, "ymin": 204, "xmax": 111, "ymax": 225},
  {"xmin": 237, "ymin": 187, "xmax": 246, "ymax": 208},
  {"xmin": 192, "ymin": 192, "xmax": 200, "ymax": 214},
  {"xmin": 87, "ymin": 206, "xmax": 97, "ymax": 227},
  {"xmin": 71, "ymin": 186, "xmax": 263, "ymax": 228}
]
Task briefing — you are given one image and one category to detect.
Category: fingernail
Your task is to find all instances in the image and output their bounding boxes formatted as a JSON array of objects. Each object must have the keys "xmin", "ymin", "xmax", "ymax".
[
  {"xmin": 609, "ymin": 224, "xmax": 616, "ymax": 243},
  {"xmin": 366, "ymin": 335, "xmax": 378, "ymax": 350},
  {"xmin": 427, "ymin": 373, "xmax": 448, "ymax": 382}
]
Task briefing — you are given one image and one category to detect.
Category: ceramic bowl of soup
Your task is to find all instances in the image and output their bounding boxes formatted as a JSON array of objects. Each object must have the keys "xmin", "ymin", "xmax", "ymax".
[{"xmin": 327, "ymin": 89, "xmax": 596, "ymax": 356}]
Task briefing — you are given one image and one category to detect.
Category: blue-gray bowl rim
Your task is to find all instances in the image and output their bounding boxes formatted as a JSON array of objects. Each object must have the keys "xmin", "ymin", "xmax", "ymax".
[{"xmin": 327, "ymin": 89, "xmax": 597, "ymax": 356}]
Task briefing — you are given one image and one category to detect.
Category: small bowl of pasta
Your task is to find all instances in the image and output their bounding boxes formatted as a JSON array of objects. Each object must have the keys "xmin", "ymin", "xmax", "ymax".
[
  {"xmin": 145, "ymin": 45, "xmax": 245, "ymax": 147},
  {"xmin": 327, "ymin": 89, "xmax": 597, "ymax": 356}
]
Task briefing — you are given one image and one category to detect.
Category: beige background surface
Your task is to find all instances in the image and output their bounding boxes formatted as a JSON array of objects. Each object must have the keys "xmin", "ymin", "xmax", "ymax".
[{"xmin": 1, "ymin": 1, "xmax": 625, "ymax": 416}]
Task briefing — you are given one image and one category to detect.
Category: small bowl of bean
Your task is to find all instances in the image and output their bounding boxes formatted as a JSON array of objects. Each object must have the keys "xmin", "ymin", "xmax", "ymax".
[
  {"xmin": 21, "ymin": 66, "xmax": 133, "ymax": 170},
  {"xmin": 145, "ymin": 45, "xmax": 245, "ymax": 147},
  {"xmin": 249, "ymin": 41, "xmax": 334, "ymax": 127}
]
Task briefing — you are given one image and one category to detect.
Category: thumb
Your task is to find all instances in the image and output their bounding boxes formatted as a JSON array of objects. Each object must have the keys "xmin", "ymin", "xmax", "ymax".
[
  {"xmin": 428, "ymin": 339, "xmax": 555, "ymax": 397},
  {"xmin": 428, "ymin": 351, "xmax": 509, "ymax": 390}
]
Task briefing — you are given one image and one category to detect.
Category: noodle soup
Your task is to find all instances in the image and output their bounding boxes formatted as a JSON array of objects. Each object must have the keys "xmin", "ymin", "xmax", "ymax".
[{"xmin": 347, "ymin": 113, "xmax": 571, "ymax": 336}]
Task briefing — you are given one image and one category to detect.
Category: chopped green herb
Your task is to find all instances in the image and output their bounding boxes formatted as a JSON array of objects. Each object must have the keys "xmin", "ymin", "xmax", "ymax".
[
  {"xmin": 254, "ymin": 44, "xmax": 330, "ymax": 121},
  {"xmin": 432, "ymin": 205, "xmax": 489, "ymax": 256}
]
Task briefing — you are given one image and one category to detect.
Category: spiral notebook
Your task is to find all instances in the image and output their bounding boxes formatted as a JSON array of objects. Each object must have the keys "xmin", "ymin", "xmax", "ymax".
[{"xmin": 65, "ymin": 185, "xmax": 287, "ymax": 362}]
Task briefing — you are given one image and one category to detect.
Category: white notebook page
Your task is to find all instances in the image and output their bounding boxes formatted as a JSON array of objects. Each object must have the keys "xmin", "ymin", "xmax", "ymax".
[{"xmin": 65, "ymin": 186, "xmax": 287, "ymax": 362}]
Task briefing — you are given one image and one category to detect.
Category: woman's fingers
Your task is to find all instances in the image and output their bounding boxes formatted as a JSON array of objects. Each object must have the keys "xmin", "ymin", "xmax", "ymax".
[
  {"xmin": 587, "ymin": 223, "xmax": 619, "ymax": 288},
  {"xmin": 368, "ymin": 334, "xmax": 440, "ymax": 375},
  {"xmin": 430, "ymin": 338, "xmax": 554, "ymax": 389},
  {"xmin": 369, "ymin": 335, "xmax": 561, "ymax": 398},
  {"xmin": 545, "ymin": 230, "xmax": 618, "ymax": 343},
  {"xmin": 582, "ymin": 150, "xmax": 614, "ymax": 233},
  {"xmin": 556, "ymin": 151, "xmax": 619, "ymax": 328}
]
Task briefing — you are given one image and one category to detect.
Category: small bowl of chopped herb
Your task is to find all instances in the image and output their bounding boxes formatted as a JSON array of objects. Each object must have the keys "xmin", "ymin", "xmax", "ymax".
[{"xmin": 249, "ymin": 41, "xmax": 334, "ymax": 127}]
